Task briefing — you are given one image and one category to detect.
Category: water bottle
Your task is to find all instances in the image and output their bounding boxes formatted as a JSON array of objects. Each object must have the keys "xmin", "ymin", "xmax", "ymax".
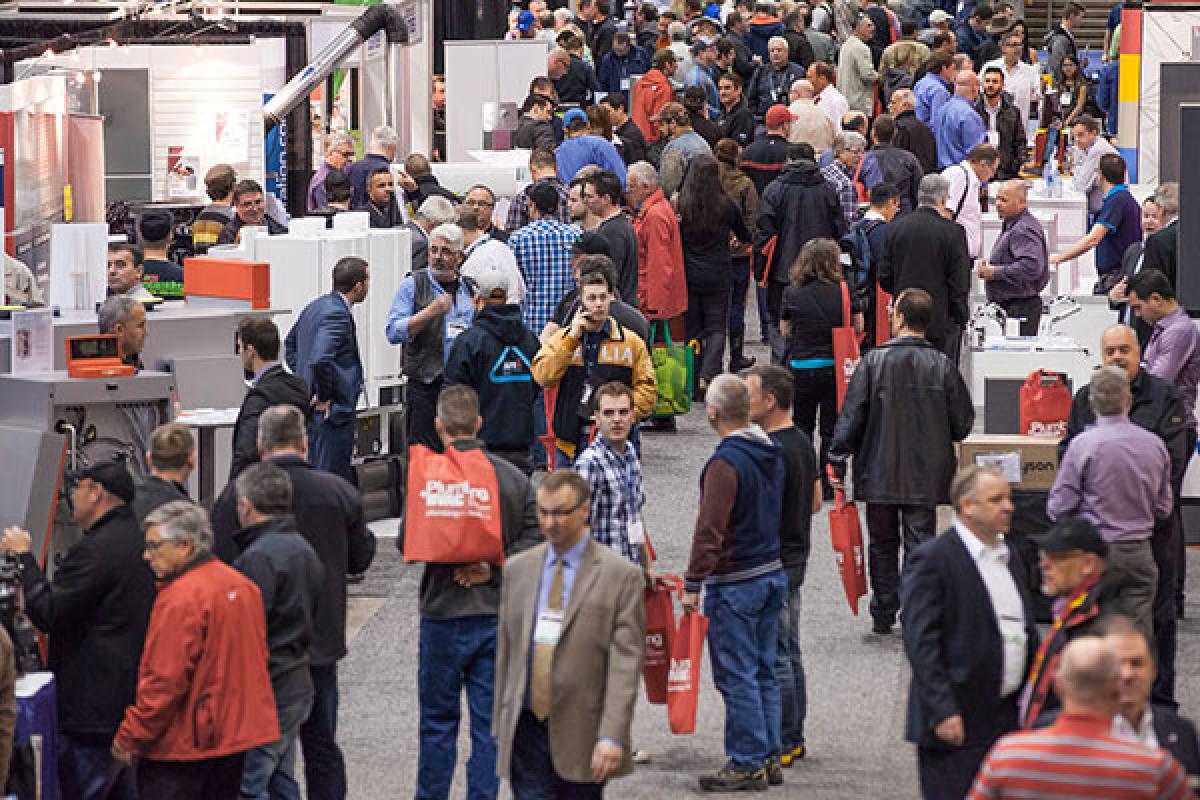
[{"xmin": 1043, "ymin": 160, "xmax": 1056, "ymax": 198}]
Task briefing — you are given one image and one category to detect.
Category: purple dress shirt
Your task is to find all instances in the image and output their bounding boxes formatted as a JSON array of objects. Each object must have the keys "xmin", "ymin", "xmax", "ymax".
[
  {"xmin": 986, "ymin": 208, "xmax": 1050, "ymax": 303},
  {"xmin": 1143, "ymin": 306, "xmax": 1200, "ymax": 429},
  {"xmin": 1047, "ymin": 415, "xmax": 1173, "ymax": 542}
]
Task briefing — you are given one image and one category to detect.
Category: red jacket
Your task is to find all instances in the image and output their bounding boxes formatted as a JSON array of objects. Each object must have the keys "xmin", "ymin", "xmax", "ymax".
[
  {"xmin": 115, "ymin": 558, "xmax": 279, "ymax": 761},
  {"xmin": 633, "ymin": 189, "xmax": 687, "ymax": 320},
  {"xmin": 631, "ymin": 68, "xmax": 673, "ymax": 143}
]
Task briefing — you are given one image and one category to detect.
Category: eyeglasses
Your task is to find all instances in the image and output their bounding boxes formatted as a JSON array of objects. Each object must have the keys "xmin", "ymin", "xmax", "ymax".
[
  {"xmin": 536, "ymin": 501, "xmax": 586, "ymax": 519},
  {"xmin": 465, "ymin": 199, "xmax": 495, "ymax": 208},
  {"xmin": 339, "ymin": 150, "xmax": 356, "ymax": 158}
]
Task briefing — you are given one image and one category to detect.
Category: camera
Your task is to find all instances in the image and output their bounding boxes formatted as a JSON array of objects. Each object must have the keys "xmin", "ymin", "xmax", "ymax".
[{"xmin": 0, "ymin": 555, "xmax": 43, "ymax": 675}]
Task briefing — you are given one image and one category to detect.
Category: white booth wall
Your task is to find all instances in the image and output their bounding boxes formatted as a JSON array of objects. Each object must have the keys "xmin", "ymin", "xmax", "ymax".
[
  {"xmin": 1137, "ymin": 8, "xmax": 1200, "ymax": 187},
  {"xmin": 444, "ymin": 40, "xmax": 548, "ymax": 163}
]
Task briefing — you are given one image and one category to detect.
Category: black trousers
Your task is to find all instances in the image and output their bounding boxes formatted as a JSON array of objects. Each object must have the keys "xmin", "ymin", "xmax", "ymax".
[
  {"xmin": 510, "ymin": 710, "xmax": 605, "ymax": 800},
  {"xmin": 917, "ymin": 697, "xmax": 1017, "ymax": 800},
  {"xmin": 407, "ymin": 378, "xmax": 444, "ymax": 453},
  {"xmin": 927, "ymin": 323, "xmax": 962, "ymax": 365},
  {"xmin": 1151, "ymin": 427, "xmax": 1195, "ymax": 707},
  {"xmin": 865, "ymin": 503, "xmax": 936, "ymax": 625},
  {"xmin": 685, "ymin": 286, "xmax": 731, "ymax": 382},
  {"xmin": 136, "ymin": 753, "xmax": 245, "ymax": 800},
  {"xmin": 995, "ymin": 295, "xmax": 1043, "ymax": 336},
  {"xmin": 791, "ymin": 366, "xmax": 836, "ymax": 475},
  {"xmin": 766, "ymin": 281, "xmax": 787, "ymax": 365}
]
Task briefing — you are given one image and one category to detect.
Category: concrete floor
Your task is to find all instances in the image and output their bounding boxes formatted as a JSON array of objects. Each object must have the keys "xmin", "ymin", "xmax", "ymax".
[{"xmin": 337, "ymin": 336, "xmax": 1200, "ymax": 799}]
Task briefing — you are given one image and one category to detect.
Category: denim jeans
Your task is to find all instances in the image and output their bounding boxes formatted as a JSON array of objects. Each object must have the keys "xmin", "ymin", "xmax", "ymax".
[
  {"xmin": 775, "ymin": 585, "xmax": 806, "ymax": 751},
  {"xmin": 417, "ymin": 615, "xmax": 500, "ymax": 800},
  {"xmin": 704, "ymin": 570, "xmax": 788, "ymax": 770},
  {"xmin": 301, "ymin": 663, "xmax": 347, "ymax": 800},
  {"xmin": 59, "ymin": 733, "xmax": 135, "ymax": 800},
  {"xmin": 308, "ymin": 416, "xmax": 355, "ymax": 481},
  {"xmin": 241, "ymin": 692, "xmax": 312, "ymax": 800},
  {"xmin": 532, "ymin": 391, "xmax": 549, "ymax": 469}
]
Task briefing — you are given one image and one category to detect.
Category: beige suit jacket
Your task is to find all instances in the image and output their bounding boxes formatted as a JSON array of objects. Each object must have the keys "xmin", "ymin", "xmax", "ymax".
[{"xmin": 493, "ymin": 537, "xmax": 645, "ymax": 783}]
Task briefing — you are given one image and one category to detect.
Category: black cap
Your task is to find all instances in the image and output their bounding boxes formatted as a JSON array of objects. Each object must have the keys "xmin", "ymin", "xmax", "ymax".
[
  {"xmin": 139, "ymin": 209, "xmax": 173, "ymax": 243},
  {"xmin": 1036, "ymin": 517, "xmax": 1108, "ymax": 558},
  {"xmin": 572, "ymin": 230, "xmax": 611, "ymax": 258},
  {"xmin": 67, "ymin": 460, "xmax": 136, "ymax": 505}
]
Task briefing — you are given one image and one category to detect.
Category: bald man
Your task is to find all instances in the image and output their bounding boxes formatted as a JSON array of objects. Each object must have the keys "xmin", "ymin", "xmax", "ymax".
[
  {"xmin": 977, "ymin": 180, "xmax": 1049, "ymax": 335},
  {"xmin": 786, "ymin": 79, "xmax": 835, "ymax": 152},
  {"xmin": 932, "ymin": 70, "xmax": 986, "ymax": 169}
]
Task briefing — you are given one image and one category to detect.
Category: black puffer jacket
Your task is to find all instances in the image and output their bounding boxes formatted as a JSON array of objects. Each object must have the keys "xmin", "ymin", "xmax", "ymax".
[
  {"xmin": 756, "ymin": 160, "xmax": 845, "ymax": 284},
  {"xmin": 828, "ymin": 336, "xmax": 974, "ymax": 505},
  {"xmin": 230, "ymin": 364, "xmax": 311, "ymax": 479},
  {"xmin": 444, "ymin": 303, "xmax": 541, "ymax": 452},
  {"xmin": 20, "ymin": 504, "xmax": 155, "ymax": 736}
]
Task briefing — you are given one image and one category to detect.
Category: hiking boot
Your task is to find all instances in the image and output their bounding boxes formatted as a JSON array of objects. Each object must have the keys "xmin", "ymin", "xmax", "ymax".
[
  {"xmin": 699, "ymin": 763, "xmax": 768, "ymax": 792},
  {"xmin": 765, "ymin": 757, "xmax": 784, "ymax": 786},
  {"xmin": 780, "ymin": 744, "xmax": 806, "ymax": 767}
]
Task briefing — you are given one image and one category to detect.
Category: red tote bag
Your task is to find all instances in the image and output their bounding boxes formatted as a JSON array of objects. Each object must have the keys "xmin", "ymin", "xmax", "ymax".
[
  {"xmin": 667, "ymin": 611, "xmax": 709, "ymax": 734},
  {"xmin": 828, "ymin": 486, "xmax": 868, "ymax": 615},
  {"xmin": 403, "ymin": 445, "xmax": 504, "ymax": 564},
  {"xmin": 1019, "ymin": 370, "xmax": 1072, "ymax": 437},
  {"xmin": 643, "ymin": 575, "xmax": 682, "ymax": 705},
  {"xmin": 832, "ymin": 282, "xmax": 862, "ymax": 410},
  {"xmin": 875, "ymin": 285, "xmax": 892, "ymax": 347}
]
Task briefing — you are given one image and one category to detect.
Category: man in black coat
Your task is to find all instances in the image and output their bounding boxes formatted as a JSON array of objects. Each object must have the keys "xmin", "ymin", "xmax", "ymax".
[
  {"xmin": 211, "ymin": 405, "xmax": 375, "ymax": 800},
  {"xmin": 1143, "ymin": 183, "xmax": 1179, "ymax": 287},
  {"xmin": 514, "ymin": 94, "xmax": 558, "ymax": 152},
  {"xmin": 889, "ymin": 89, "xmax": 939, "ymax": 175},
  {"xmin": 365, "ymin": 167, "xmax": 406, "ymax": 229},
  {"xmin": 231, "ymin": 462, "xmax": 325, "ymax": 799},
  {"xmin": 901, "ymin": 465, "xmax": 1039, "ymax": 800},
  {"xmin": 756, "ymin": 143, "xmax": 845, "ymax": 363},
  {"xmin": 976, "ymin": 67, "xmax": 1027, "ymax": 180},
  {"xmin": 829, "ymin": 288, "xmax": 974, "ymax": 635},
  {"xmin": 782, "ymin": 10, "xmax": 816, "ymax": 70},
  {"xmin": 879, "ymin": 173, "xmax": 971, "ymax": 362},
  {"xmin": 231, "ymin": 317, "xmax": 310, "ymax": 479},
  {"xmin": 863, "ymin": 114, "xmax": 923, "ymax": 213},
  {"xmin": 131, "ymin": 423, "xmax": 194, "ymax": 522},
  {"xmin": 2, "ymin": 461, "xmax": 154, "ymax": 800}
]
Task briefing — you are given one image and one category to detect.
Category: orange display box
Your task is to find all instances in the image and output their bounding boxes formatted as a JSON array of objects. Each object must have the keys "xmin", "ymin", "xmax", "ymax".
[
  {"xmin": 66, "ymin": 335, "xmax": 136, "ymax": 379},
  {"xmin": 183, "ymin": 258, "xmax": 271, "ymax": 309}
]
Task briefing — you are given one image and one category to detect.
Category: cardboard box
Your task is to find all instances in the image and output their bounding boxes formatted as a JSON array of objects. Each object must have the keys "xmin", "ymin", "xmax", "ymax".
[{"xmin": 959, "ymin": 434, "xmax": 1062, "ymax": 490}]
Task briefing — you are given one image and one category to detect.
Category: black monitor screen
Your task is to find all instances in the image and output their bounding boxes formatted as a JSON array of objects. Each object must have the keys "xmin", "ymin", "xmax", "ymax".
[{"xmin": 70, "ymin": 337, "xmax": 119, "ymax": 360}]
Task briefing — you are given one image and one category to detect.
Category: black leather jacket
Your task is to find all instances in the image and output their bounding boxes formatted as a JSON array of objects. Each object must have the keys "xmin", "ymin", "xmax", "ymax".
[{"xmin": 829, "ymin": 336, "xmax": 974, "ymax": 505}]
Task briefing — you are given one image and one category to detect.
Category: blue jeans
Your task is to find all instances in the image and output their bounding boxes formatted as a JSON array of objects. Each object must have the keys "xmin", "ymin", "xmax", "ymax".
[
  {"xmin": 308, "ymin": 416, "xmax": 355, "ymax": 481},
  {"xmin": 775, "ymin": 585, "xmax": 806, "ymax": 751},
  {"xmin": 59, "ymin": 733, "xmax": 135, "ymax": 800},
  {"xmin": 417, "ymin": 616, "xmax": 499, "ymax": 800},
  {"xmin": 301, "ymin": 663, "xmax": 346, "ymax": 800},
  {"xmin": 705, "ymin": 570, "xmax": 788, "ymax": 769},
  {"xmin": 533, "ymin": 392, "xmax": 548, "ymax": 469},
  {"xmin": 241, "ymin": 692, "xmax": 312, "ymax": 800}
]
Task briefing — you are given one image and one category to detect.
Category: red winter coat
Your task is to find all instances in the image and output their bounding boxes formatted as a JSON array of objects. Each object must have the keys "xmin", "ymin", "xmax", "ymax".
[
  {"xmin": 631, "ymin": 68, "xmax": 674, "ymax": 143},
  {"xmin": 115, "ymin": 557, "xmax": 279, "ymax": 761},
  {"xmin": 633, "ymin": 189, "xmax": 687, "ymax": 320}
]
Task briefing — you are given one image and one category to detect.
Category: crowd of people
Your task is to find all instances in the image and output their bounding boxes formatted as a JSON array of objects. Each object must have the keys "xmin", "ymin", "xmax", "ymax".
[{"xmin": 11, "ymin": 0, "xmax": 1199, "ymax": 797}]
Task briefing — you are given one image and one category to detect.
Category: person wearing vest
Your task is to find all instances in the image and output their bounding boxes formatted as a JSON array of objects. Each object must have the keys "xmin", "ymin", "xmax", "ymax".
[
  {"xmin": 386, "ymin": 222, "xmax": 478, "ymax": 452},
  {"xmin": 531, "ymin": 267, "xmax": 657, "ymax": 466}
]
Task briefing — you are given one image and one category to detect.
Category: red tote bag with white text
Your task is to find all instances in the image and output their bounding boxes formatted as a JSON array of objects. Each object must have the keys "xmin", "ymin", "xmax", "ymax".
[{"xmin": 403, "ymin": 445, "xmax": 504, "ymax": 564}]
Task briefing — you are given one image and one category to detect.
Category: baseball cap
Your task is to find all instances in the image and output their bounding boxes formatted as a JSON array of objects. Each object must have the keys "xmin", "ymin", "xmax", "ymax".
[
  {"xmin": 66, "ymin": 460, "xmax": 136, "ymax": 505},
  {"xmin": 651, "ymin": 101, "xmax": 689, "ymax": 125},
  {"xmin": 562, "ymin": 108, "xmax": 589, "ymax": 128},
  {"xmin": 517, "ymin": 10, "xmax": 536, "ymax": 31},
  {"xmin": 764, "ymin": 104, "xmax": 797, "ymax": 128},
  {"xmin": 572, "ymin": 230, "xmax": 612, "ymax": 258},
  {"xmin": 471, "ymin": 266, "xmax": 510, "ymax": 303},
  {"xmin": 929, "ymin": 9, "xmax": 951, "ymax": 24},
  {"xmin": 1036, "ymin": 517, "xmax": 1108, "ymax": 558},
  {"xmin": 139, "ymin": 209, "xmax": 173, "ymax": 243}
]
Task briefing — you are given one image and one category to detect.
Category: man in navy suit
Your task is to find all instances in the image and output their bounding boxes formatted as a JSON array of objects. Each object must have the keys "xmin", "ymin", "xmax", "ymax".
[
  {"xmin": 901, "ymin": 465, "xmax": 1040, "ymax": 800},
  {"xmin": 285, "ymin": 256, "xmax": 370, "ymax": 480}
]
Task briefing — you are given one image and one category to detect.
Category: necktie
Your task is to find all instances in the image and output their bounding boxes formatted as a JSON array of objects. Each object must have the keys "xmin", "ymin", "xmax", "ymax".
[{"xmin": 530, "ymin": 557, "xmax": 564, "ymax": 721}]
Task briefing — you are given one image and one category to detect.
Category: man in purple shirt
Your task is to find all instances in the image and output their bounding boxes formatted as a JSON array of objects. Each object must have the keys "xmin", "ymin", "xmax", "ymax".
[
  {"xmin": 1126, "ymin": 269, "xmax": 1200, "ymax": 430},
  {"xmin": 1047, "ymin": 365, "xmax": 1173, "ymax": 635},
  {"xmin": 977, "ymin": 179, "xmax": 1049, "ymax": 335}
]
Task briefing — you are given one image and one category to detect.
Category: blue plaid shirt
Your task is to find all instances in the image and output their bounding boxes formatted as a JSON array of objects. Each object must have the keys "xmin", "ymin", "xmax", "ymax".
[
  {"xmin": 506, "ymin": 177, "xmax": 570, "ymax": 231},
  {"xmin": 508, "ymin": 218, "xmax": 579, "ymax": 337},
  {"xmin": 574, "ymin": 436, "xmax": 646, "ymax": 565},
  {"xmin": 821, "ymin": 161, "xmax": 862, "ymax": 230}
]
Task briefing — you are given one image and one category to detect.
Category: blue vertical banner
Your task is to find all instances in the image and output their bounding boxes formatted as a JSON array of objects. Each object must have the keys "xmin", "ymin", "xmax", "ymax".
[{"xmin": 263, "ymin": 93, "xmax": 288, "ymax": 205}]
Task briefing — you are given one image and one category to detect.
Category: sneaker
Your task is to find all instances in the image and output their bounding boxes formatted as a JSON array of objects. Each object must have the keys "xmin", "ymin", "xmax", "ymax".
[
  {"xmin": 699, "ymin": 764, "xmax": 768, "ymax": 792},
  {"xmin": 765, "ymin": 758, "xmax": 783, "ymax": 786},
  {"xmin": 632, "ymin": 750, "xmax": 651, "ymax": 764}
]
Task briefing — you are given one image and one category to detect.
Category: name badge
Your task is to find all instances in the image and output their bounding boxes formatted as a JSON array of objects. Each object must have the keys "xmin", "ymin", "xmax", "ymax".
[
  {"xmin": 534, "ymin": 609, "xmax": 564, "ymax": 645},
  {"xmin": 1060, "ymin": 91, "xmax": 1072, "ymax": 107},
  {"xmin": 621, "ymin": 78, "xmax": 630, "ymax": 91},
  {"xmin": 986, "ymin": 130, "xmax": 1000, "ymax": 147},
  {"xmin": 447, "ymin": 322, "xmax": 467, "ymax": 340},
  {"xmin": 629, "ymin": 518, "xmax": 646, "ymax": 545}
]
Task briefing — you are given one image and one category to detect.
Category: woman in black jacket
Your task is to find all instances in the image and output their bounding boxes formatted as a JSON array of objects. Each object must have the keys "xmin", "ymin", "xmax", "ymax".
[
  {"xmin": 780, "ymin": 238, "xmax": 862, "ymax": 493},
  {"xmin": 678, "ymin": 154, "xmax": 752, "ymax": 395}
]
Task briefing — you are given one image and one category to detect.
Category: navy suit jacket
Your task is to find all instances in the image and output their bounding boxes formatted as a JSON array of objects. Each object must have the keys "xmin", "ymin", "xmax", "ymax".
[
  {"xmin": 285, "ymin": 291, "xmax": 363, "ymax": 426},
  {"xmin": 902, "ymin": 528, "xmax": 1040, "ymax": 749}
]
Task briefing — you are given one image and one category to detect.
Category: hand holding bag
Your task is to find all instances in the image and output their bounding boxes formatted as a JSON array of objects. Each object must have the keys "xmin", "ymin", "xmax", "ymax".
[{"xmin": 828, "ymin": 482, "xmax": 868, "ymax": 615}]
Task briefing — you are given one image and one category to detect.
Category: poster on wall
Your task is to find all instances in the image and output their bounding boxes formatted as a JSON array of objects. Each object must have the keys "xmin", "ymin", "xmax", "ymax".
[
  {"xmin": 10, "ymin": 308, "xmax": 53, "ymax": 374},
  {"xmin": 214, "ymin": 110, "xmax": 250, "ymax": 162},
  {"xmin": 165, "ymin": 145, "xmax": 200, "ymax": 198}
]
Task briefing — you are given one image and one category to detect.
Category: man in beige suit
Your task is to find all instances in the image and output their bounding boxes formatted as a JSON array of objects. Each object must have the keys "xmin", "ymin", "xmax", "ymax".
[{"xmin": 494, "ymin": 469, "xmax": 645, "ymax": 797}]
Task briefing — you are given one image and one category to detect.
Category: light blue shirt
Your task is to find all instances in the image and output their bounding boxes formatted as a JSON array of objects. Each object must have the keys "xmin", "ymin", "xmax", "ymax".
[
  {"xmin": 534, "ymin": 535, "xmax": 590, "ymax": 623},
  {"xmin": 914, "ymin": 72, "xmax": 951, "ymax": 126},
  {"xmin": 384, "ymin": 274, "xmax": 476, "ymax": 363},
  {"xmin": 933, "ymin": 93, "xmax": 986, "ymax": 169},
  {"xmin": 556, "ymin": 134, "xmax": 628, "ymax": 188}
]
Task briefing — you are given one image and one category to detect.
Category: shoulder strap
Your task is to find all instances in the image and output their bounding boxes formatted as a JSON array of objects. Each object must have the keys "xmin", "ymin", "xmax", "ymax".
[
  {"xmin": 952, "ymin": 164, "xmax": 970, "ymax": 221},
  {"xmin": 840, "ymin": 281, "xmax": 851, "ymax": 328}
]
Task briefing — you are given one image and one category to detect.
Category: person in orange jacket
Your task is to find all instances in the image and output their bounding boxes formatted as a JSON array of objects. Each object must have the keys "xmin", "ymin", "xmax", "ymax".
[
  {"xmin": 631, "ymin": 48, "xmax": 678, "ymax": 143},
  {"xmin": 112, "ymin": 501, "xmax": 279, "ymax": 799},
  {"xmin": 627, "ymin": 161, "xmax": 687, "ymax": 322}
]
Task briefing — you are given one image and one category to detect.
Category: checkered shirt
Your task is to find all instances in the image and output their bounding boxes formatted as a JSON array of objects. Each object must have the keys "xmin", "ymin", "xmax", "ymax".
[
  {"xmin": 505, "ymin": 177, "xmax": 571, "ymax": 231},
  {"xmin": 574, "ymin": 437, "xmax": 646, "ymax": 566},
  {"xmin": 821, "ymin": 161, "xmax": 862, "ymax": 229},
  {"xmin": 508, "ymin": 218, "xmax": 579, "ymax": 336}
]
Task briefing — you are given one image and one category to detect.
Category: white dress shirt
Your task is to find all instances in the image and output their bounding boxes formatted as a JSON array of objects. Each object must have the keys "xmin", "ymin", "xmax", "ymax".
[
  {"xmin": 1113, "ymin": 708, "xmax": 1160, "ymax": 749},
  {"xmin": 983, "ymin": 58, "xmax": 1042, "ymax": 122},
  {"xmin": 954, "ymin": 520, "xmax": 1028, "ymax": 697},
  {"xmin": 944, "ymin": 161, "xmax": 983, "ymax": 259},
  {"xmin": 1071, "ymin": 136, "xmax": 1118, "ymax": 214},
  {"xmin": 816, "ymin": 85, "xmax": 849, "ymax": 132}
]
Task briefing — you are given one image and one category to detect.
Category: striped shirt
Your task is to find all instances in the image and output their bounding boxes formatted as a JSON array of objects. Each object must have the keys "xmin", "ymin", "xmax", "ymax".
[
  {"xmin": 507, "ymin": 218, "xmax": 579, "ymax": 337},
  {"xmin": 969, "ymin": 713, "xmax": 1191, "ymax": 800}
]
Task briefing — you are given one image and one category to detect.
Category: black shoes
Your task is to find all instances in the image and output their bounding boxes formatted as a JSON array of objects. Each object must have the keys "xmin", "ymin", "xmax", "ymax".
[
  {"xmin": 699, "ymin": 763, "xmax": 768, "ymax": 792},
  {"xmin": 765, "ymin": 757, "xmax": 784, "ymax": 786},
  {"xmin": 872, "ymin": 619, "xmax": 894, "ymax": 635}
]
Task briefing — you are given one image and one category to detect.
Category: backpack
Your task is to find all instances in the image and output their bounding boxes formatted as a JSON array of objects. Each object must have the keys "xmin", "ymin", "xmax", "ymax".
[{"xmin": 840, "ymin": 218, "xmax": 884, "ymax": 303}]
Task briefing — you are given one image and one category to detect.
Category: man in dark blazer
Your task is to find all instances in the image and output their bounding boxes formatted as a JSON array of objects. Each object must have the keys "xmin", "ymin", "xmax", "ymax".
[
  {"xmin": 231, "ymin": 316, "xmax": 310, "ymax": 479},
  {"xmin": 879, "ymin": 173, "xmax": 971, "ymax": 363},
  {"xmin": 1109, "ymin": 198, "xmax": 1167, "ymax": 348},
  {"xmin": 285, "ymin": 256, "xmax": 369, "ymax": 480},
  {"xmin": 1143, "ymin": 183, "xmax": 1179, "ymax": 287},
  {"xmin": 901, "ymin": 465, "xmax": 1040, "ymax": 800}
]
